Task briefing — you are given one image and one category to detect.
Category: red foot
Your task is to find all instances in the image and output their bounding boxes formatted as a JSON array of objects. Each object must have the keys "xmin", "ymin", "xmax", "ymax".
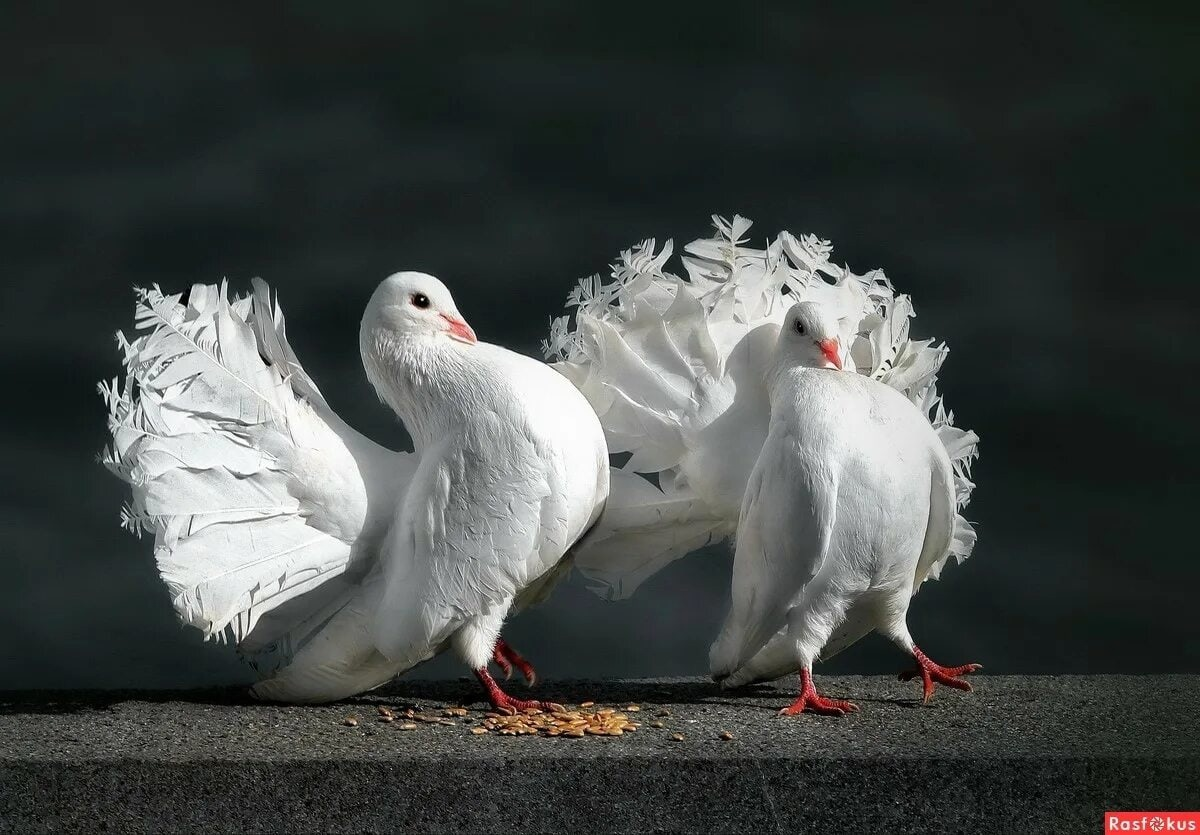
[
  {"xmin": 491, "ymin": 645, "xmax": 513, "ymax": 679},
  {"xmin": 779, "ymin": 668, "xmax": 859, "ymax": 717},
  {"xmin": 491, "ymin": 638, "xmax": 537, "ymax": 686},
  {"xmin": 899, "ymin": 645, "xmax": 982, "ymax": 703},
  {"xmin": 474, "ymin": 668, "xmax": 564, "ymax": 715}
]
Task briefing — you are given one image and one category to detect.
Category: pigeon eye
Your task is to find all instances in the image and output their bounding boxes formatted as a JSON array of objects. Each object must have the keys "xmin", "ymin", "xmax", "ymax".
[
  {"xmin": 794, "ymin": 320, "xmax": 806, "ymax": 336},
  {"xmin": 411, "ymin": 293, "xmax": 431, "ymax": 309}
]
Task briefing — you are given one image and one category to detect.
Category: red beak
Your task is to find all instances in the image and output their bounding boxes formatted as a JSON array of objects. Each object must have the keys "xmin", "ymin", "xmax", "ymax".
[
  {"xmin": 440, "ymin": 313, "xmax": 477, "ymax": 345},
  {"xmin": 818, "ymin": 338, "xmax": 842, "ymax": 370}
]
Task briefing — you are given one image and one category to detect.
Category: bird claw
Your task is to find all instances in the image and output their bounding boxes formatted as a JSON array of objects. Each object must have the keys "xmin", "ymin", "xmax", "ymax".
[
  {"xmin": 902, "ymin": 647, "xmax": 981, "ymax": 703},
  {"xmin": 491, "ymin": 646, "xmax": 514, "ymax": 680},
  {"xmin": 490, "ymin": 695, "xmax": 563, "ymax": 715},
  {"xmin": 493, "ymin": 638, "xmax": 538, "ymax": 687},
  {"xmin": 779, "ymin": 669, "xmax": 858, "ymax": 717},
  {"xmin": 475, "ymin": 667, "xmax": 560, "ymax": 715},
  {"xmin": 779, "ymin": 697, "xmax": 858, "ymax": 717}
]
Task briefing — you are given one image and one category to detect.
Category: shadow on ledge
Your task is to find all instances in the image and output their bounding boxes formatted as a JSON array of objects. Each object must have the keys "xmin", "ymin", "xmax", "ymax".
[{"xmin": 0, "ymin": 676, "xmax": 789, "ymax": 716}]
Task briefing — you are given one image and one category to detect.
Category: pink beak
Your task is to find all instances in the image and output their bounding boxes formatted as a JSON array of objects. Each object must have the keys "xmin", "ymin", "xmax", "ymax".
[
  {"xmin": 440, "ymin": 313, "xmax": 477, "ymax": 345},
  {"xmin": 818, "ymin": 338, "xmax": 842, "ymax": 370}
]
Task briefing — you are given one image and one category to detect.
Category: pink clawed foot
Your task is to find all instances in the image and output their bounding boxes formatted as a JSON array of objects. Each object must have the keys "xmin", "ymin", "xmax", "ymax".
[
  {"xmin": 899, "ymin": 645, "xmax": 982, "ymax": 703},
  {"xmin": 474, "ymin": 668, "xmax": 564, "ymax": 716},
  {"xmin": 492, "ymin": 637, "xmax": 537, "ymax": 686},
  {"xmin": 779, "ymin": 668, "xmax": 859, "ymax": 717}
]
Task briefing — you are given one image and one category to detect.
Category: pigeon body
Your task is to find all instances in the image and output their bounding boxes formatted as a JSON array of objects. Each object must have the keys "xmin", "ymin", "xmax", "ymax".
[
  {"xmin": 708, "ymin": 302, "xmax": 979, "ymax": 712},
  {"xmin": 102, "ymin": 272, "xmax": 608, "ymax": 707}
]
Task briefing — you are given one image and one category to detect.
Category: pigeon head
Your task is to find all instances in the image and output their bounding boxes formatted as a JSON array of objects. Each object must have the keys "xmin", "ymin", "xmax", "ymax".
[
  {"xmin": 778, "ymin": 301, "xmax": 843, "ymax": 371},
  {"xmin": 362, "ymin": 271, "xmax": 478, "ymax": 346}
]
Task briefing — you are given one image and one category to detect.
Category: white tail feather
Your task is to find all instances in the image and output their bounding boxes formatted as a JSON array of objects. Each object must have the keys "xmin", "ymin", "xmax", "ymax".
[
  {"xmin": 100, "ymin": 281, "xmax": 411, "ymax": 665},
  {"xmin": 549, "ymin": 215, "xmax": 979, "ymax": 602},
  {"xmin": 573, "ymin": 470, "xmax": 734, "ymax": 599}
]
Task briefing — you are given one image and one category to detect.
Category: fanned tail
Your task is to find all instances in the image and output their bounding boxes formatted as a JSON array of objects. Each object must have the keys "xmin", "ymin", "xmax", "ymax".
[
  {"xmin": 548, "ymin": 214, "xmax": 979, "ymax": 604},
  {"xmin": 100, "ymin": 280, "xmax": 412, "ymax": 675},
  {"xmin": 572, "ymin": 470, "xmax": 734, "ymax": 599}
]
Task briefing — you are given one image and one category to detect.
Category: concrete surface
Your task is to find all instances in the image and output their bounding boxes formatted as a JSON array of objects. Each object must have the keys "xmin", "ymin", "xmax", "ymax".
[{"xmin": 1, "ymin": 675, "xmax": 1197, "ymax": 833}]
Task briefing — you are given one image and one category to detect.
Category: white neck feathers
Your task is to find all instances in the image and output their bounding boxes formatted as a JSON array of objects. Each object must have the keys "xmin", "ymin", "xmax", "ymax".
[{"xmin": 361, "ymin": 330, "xmax": 484, "ymax": 451}]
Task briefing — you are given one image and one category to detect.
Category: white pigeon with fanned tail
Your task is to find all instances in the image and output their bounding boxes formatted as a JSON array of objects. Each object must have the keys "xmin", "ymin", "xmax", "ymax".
[
  {"xmin": 709, "ymin": 301, "xmax": 981, "ymax": 714},
  {"xmin": 543, "ymin": 215, "xmax": 979, "ymax": 686},
  {"xmin": 101, "ymin": 273, "xmax": 609, "ymax": 708}
]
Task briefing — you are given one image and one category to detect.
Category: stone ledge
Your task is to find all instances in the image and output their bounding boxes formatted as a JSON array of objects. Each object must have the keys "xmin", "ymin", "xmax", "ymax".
[{"xmin": 2, "ymin": 676, "xmax": 1197, "ymax": 833}]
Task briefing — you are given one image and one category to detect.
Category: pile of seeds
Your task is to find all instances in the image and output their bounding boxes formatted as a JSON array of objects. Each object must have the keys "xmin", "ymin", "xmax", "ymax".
[
  {"xmin": 475, "ymin": 704, "xmax": 642, "ymax": 737},
  {"xmin": 340, "ymin": 702, "xmax": 735, "ymax": 742}
]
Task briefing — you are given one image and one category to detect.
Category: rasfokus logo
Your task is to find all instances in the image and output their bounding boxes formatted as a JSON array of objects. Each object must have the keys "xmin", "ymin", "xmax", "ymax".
[{"xmin": 1107, "ymin": 812, "xmax": 1200, "ymax": 832}]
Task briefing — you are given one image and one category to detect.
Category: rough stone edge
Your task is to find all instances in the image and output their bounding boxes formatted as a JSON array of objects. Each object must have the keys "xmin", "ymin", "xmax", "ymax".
[{"xmin": 3, "ymin": 755, "xmax": 1197, "ymax": 834}]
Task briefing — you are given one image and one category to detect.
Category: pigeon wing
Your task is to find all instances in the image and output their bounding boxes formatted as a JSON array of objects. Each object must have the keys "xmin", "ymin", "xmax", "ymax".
[
  {"xmin": 708, "ymin": 426, "xmax": 837, "ymax": 680},
  {"xmin": 371, "ymin": 410, "xmax": 562, "ymax": 666}
]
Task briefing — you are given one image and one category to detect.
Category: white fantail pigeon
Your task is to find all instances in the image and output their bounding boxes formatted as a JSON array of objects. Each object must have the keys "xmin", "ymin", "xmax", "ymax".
[
  {"xmin": 544, "ymin": 216, "xmax": 979, "ymax": 685},
  {"xmin": 357, "ymin": 273, "xmax": 609, "ymax": 711},
  {"xmin": 101, "ymin": 272, "xmax": 609, "ymax": 711},
  {"xmin": 708, "ymin": 302, "xmax": 980, "ymax": 715}
]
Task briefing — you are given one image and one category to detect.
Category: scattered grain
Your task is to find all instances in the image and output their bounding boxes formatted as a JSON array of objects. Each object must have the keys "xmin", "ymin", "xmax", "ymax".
[{"xmin": 349, "ymin": 701, "xmax": 667, "ymax": 740}]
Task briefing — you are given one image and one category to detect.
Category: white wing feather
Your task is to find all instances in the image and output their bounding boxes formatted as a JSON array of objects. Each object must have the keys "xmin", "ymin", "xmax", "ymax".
[
  {"xmin": 371, "ymin": 427, "xmax": 550, "ymax": 667},
  {"xmin": 708, "ymin": 432, "xmax": 837, "ymax": 679},
  {"xmin": 369, "ymin": 349, "xmax": 608, "ymax": 670}
]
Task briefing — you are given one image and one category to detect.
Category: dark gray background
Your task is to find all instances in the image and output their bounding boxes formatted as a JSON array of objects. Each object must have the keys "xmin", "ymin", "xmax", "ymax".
[{"xmin": 1, "ymin": 2, "xmax": 1195, "ymax": 689}]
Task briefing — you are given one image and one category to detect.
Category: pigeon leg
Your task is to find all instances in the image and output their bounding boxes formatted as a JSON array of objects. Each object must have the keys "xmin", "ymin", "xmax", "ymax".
[
  {"xmin": 779, "ymin": 668, "xmax": 859, "ymax": 717},
  {"xmin": 474, "ymin": 668, "xmax": 564, "ymax": 715},
  {"xmin": 898, "ymin": 645, "xmax": 982, "ymax": 703},
  {"xmin": 493, "ymin": 637, "xmax": 537, "ymax": 686}
]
